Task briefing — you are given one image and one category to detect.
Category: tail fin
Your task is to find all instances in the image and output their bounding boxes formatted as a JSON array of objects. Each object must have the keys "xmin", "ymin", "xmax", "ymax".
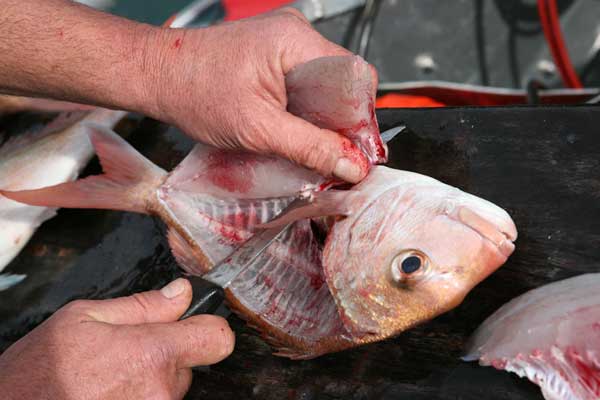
[
  {"xmin": 1, "ymin": 124, "xmax": 167, "ymax": 214},
  {"xmin": 0, "ymin": 274, "xmax": 26, "ymax": 291}
]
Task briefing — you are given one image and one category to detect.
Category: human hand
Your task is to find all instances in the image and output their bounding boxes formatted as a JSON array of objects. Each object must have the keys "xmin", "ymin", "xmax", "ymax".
[
  {"xmin": 145, "ymin": 8, "xmax": 377, "ymax": 183},
  {"xmin": 0, "ymin": 278, "xmax": 234, "ymax": 400}
]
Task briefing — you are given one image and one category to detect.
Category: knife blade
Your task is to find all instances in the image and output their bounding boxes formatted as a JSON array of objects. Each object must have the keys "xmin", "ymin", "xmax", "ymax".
[{"xmin": 179, "ymin": 223, "xmax": 291, "ymax": 320}]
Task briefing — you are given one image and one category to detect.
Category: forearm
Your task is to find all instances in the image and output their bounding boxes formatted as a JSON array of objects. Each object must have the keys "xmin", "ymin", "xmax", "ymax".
[{"xmin": 0, "ymin": 0, "xmax": 167, "ymax": 115}]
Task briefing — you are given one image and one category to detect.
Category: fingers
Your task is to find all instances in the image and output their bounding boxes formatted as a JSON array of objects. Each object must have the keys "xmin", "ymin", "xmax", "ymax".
[
  {"xmin": 147, "ymin": 315, "xmax": 235, "ymax": 368},
  {"xmin": 78, "ymin": 278, "xmax": 193, "ymax": 325},
  {"xmin": 262, "ymin": 110, "xmax": 369, "ymax": 183}
]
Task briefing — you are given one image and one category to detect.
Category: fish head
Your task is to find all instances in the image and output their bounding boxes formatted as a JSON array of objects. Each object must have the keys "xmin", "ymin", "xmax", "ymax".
[{"xmin": 323, "ymin": 166, "xmax": 517, "ymax": 339}]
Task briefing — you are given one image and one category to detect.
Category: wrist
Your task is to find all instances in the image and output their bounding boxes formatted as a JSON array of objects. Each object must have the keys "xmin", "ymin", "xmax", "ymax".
[
  {"xmin": 116, "ymin": 23, "xmax": 167, "ymax": 119},
  {"xmin": 131, "ymin": 27, "xmax": 205, "ymax": 124}
]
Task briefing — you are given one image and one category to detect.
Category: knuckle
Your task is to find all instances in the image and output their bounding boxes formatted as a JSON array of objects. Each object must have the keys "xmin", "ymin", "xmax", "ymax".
[
  {"xmin": 129, "ymin": 293, "xmax": 153, "ymax": 322},
  {"xmin": 60, "ymin": 299, "xmax": 92, "ymax": 316}
]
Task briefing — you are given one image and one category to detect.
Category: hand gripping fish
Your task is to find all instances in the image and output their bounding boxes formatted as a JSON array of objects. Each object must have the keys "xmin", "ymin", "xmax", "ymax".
[
  {"xmin": 2, "ymin": 56, "xmax": 517, "ymax": 358},
  {"xmin": 464, "ymin": 273, "xmax": 600, "ymax": 400}
]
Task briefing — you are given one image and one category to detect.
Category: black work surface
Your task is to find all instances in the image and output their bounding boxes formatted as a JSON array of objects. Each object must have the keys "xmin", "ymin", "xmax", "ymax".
[{"xmin": 2, "ymin": 105, "xmax": 600, "ymax": 399}]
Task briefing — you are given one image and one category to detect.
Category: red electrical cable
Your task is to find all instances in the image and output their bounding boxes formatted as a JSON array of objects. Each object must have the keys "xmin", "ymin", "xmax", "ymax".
[{"xmin": 537, "ymin": 0, "xmax": 583, "ymax": 88}]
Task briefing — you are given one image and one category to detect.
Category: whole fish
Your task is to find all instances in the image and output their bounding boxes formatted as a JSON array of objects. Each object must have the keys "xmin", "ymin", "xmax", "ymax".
[
  {"xmin": 464, "ymin": 273, "xmax": 600, "ymax": 400},
  {"xmin": 2, "ymin": 56, "xmax": 517, "ymax": 358},
  {"xmin": 0, "ymin": 108, "xmax": 126, "ymax": 288}
]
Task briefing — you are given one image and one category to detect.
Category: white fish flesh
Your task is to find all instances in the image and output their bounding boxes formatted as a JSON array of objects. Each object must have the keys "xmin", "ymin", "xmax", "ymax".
[{"xmin": 464, "ymin": 273, "xmax": 600, "ymax": 400}]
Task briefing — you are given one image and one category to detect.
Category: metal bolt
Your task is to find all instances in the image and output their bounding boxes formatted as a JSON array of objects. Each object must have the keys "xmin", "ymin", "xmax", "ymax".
[
  {"xmin": 414, "ymin": 53, "xmax": 436, "ymax": 74},
  {"xmin": 537, "ymin": 59, "xmax": 556, "ymax": 78}
]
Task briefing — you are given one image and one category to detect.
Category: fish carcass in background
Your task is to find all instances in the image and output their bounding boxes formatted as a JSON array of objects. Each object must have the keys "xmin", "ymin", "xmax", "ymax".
[
  {"xmin": 0, "ymin": 94, "xmax": 94, "ymax": 117},
  {"xmin": 3, "ymin": 56, "xmax": 517, "ymax": 358},
  {"xmin": 464, "ymin": 273, "xmax": 600, "ymax": 400},
  {"xmin": 0, "ymin": 108, "xmax": 126, "ymax": 290}
]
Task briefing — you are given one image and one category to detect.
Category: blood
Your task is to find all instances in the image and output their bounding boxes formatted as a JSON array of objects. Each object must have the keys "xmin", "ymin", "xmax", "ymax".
[
  {"xmin": 309, "ymin": 274, "xmax": 324, "ymax": 289},
  {"xmin": 531, "ymin": 348, "xmax": 544, "ymax": 358},
  {"xmin": 336, "ymin": 100, "xmax": 386, "ymax": 164},
  {"xmin": 58, "ymin": 29, "xmax": 64, "ymax": 38},
  {"xmin": 317, "ymin": 180, "xmax": 336, "ymax": 191},
  {"xmin": 173, "ymin": 38, "xmax": 182, "ymax": 49},
  {"xmin": 206, "ymin": 150, "xmax": 257, "ymax": 193},
  {"xmin": 566, "ymin": 347, "xmax": 600, "ymax": 395},
  {"xmin": 263, "ymin": 276, "xmax": 274, "ymax": 287},
  {"xmin": 340, "ymin": 140, "xmax": 369, "ymax": 175},
  {"xmin": 217, "ymin": 224, "xmax": 245, "ymax": 243},
  {"xmin": 491, "ymin": 359, "xmax": 507, "ymax": 369}
]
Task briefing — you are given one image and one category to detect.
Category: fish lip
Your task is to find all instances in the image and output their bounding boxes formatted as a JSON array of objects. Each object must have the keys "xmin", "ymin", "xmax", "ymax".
[{"xmin": 455, "ymin": 206, "xmax": 517, "ymax": 258}]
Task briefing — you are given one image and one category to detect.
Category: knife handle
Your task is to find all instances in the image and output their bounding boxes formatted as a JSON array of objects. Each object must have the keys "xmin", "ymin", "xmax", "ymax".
[{"xmin": 179, "ymin": 276, "xmax": 225, "ymax": 320}]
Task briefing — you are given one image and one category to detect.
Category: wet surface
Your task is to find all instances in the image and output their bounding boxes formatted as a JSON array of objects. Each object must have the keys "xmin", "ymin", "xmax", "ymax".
[{"xmin": 2, "ymin": 106, "xmax": 599, "ymax": 399}]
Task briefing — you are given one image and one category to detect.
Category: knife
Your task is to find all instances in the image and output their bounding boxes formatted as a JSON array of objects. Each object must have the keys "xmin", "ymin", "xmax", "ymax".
[{"xmin": 179, "ymin": 223, "xmax": 291, "ymax": 320}]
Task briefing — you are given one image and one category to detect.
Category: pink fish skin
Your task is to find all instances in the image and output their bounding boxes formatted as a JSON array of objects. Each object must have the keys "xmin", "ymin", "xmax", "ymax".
[
  {"xmin": 464, "ymin": 273, "xmax": 600, "ymax": 400},
  {"xmin": 1, "ymin": 56, "xmax": 517, "ymax": 359},
  {"xmin": 285, "ymin": 56, "xmax": 385, "ymax": 164}
]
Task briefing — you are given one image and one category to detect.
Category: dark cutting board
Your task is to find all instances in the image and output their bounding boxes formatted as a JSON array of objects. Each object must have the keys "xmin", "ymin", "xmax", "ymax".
[{"xmin": 2, "ymin": 105, "xmax": 599, "ymax": 399}]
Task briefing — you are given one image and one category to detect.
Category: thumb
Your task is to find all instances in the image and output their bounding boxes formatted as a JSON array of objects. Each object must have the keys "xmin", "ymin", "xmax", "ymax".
[
  {"xmin": 263, "ymin": 110, "xmax": 369, "ymax": 183},
  {"xmin": 146, "ymin": 315, "xmax": 235, "ymax": 367},
  {"xmin": 84, "ymin": 278, "xmax": 193, "ymax": 325}
]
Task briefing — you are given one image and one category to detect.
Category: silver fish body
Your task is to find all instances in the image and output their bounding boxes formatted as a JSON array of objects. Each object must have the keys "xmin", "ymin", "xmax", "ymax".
[{"xmin": 0, "ymin": 109, "xmax": 125, "ymax": 280}]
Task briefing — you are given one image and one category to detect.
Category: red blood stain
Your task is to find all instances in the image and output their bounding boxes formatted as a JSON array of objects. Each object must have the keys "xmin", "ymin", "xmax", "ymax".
[
  {"xmin": 336, "ymin": 100, "xmax": 386, "ymax": 164},
  {"xmin": 491, "ymin": 359, "xmax": 507, "ymax": 369},
  {"xmin": 206, "ymin": 150, "xmax": 257, "ymax": 193},
  {"xmin": 218, "ymin": 224, "xmax": 245, "ymax": 242},
  {"xmin": 58, "ymin": 29, "xmax": 64, "ymax": 38},
  {"xmin": 173, "ymin": 38, "xmax": 182, "ymax": 49},
  {"xmin": 317, "ymin": 180, "xmax": 336, "ymax": 191},
  {"xmin": 565, "ymin": 347, "xmax": 600, "ymax": 395},
  {"xmin": 285, "ymin": 316, "xmax": 303, "ymax": 328},
  {"xmin": 309, "ymin": 274, "xmax": 324, "ymax": 289},
  {"xmin": 531, "ymin": 349, "xmax": 544, "ymax": 358},
  {"xmin": 593, "ymin": 322, "xmax": 600, "ymax": 331},
  {"xmin": 263, "ymin": 276, "xmax": 274, "ymax": 287},
  {"xmin": 340, "ymin": 140, "xmax": 369, "ymax": 176}
]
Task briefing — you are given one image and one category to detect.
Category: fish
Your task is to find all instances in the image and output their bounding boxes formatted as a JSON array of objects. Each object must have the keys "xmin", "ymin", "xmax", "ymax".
[
  {"xmin": 463, "ymin": 273, "xmax": 600, "ymax": 400},
  {"xmin": 1, "ymin": 56, "xmax": 517, "ymax": 358},
  {"xmin": 0, "ymin": 108, "xmax": 127, "ymax": 287}
]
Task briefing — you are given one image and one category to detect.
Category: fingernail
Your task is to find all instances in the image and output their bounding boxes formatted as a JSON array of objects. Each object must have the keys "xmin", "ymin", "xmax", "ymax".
[
  {"xmin": 333, "ymin": 158, "xmax": 362, "ymax": 183},
  {"xmin": 161, "ymin": 278, "xmax": 186, "ymax": 299}
]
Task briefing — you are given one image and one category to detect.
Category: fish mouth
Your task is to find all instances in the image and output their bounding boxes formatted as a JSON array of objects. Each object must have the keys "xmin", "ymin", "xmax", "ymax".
[{"xmin": 457, "ymin": 206, "xmax": 517, "ymax": 259}]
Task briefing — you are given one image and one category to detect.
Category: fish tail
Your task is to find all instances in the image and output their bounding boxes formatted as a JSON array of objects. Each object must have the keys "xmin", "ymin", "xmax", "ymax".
[
  {"xmin": 1, "ymin": 123, "xmax": 166, "ymax": 214},
  {"xmin": 0, "ymin": 274, "xmax": 26, "ymax": 291}
]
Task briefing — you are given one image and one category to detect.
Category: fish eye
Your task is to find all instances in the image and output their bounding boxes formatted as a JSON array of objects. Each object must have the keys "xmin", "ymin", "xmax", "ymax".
[
  {"xmin": 401, "ymin": 256, "xmax": 422, "ymax": 274},
  {"xmin": 391, "ymin": 251, "xmax": 428, "ymax": 283}
]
